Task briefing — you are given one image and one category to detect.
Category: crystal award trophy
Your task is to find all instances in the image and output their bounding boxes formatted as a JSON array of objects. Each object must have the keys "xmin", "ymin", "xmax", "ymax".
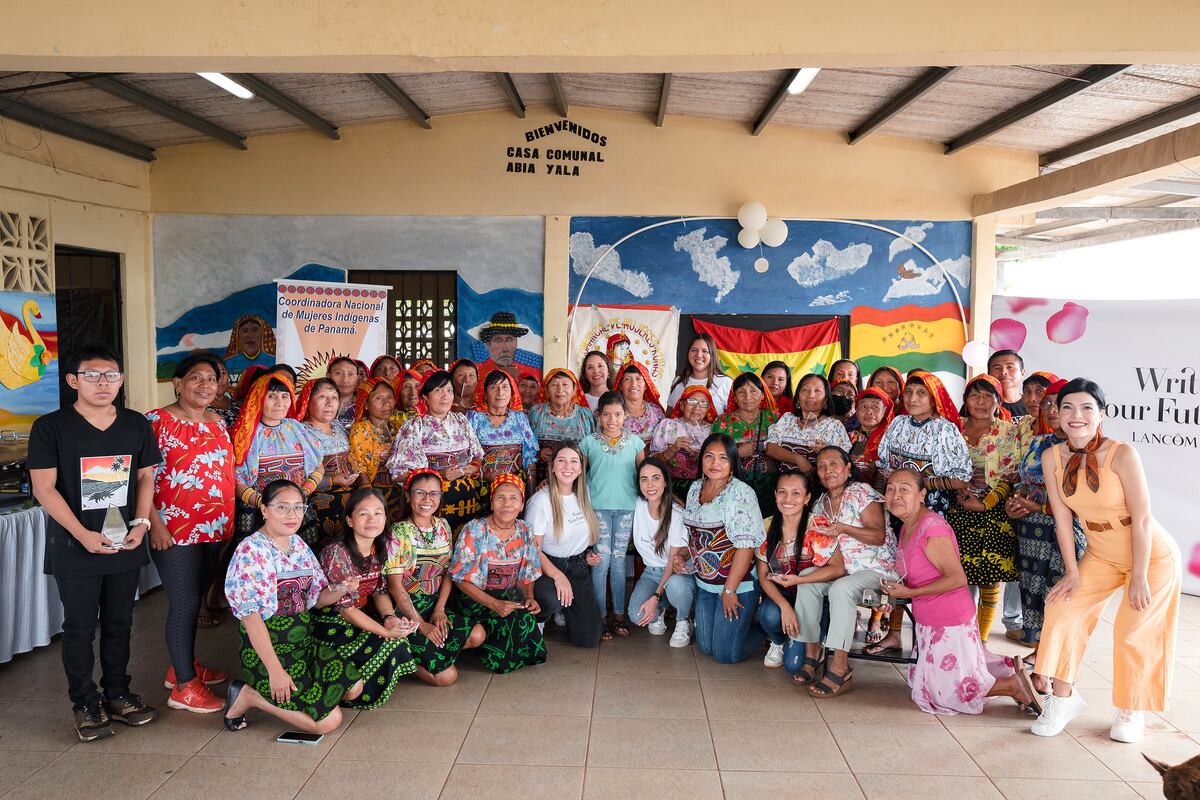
[{"xmin": 101, "ymin": 505, "xmax": 129, "ymax": 548}]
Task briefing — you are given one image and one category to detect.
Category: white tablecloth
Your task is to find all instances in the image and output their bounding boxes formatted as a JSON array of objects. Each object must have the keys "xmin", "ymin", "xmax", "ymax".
[{"xmin": 0, "ymin": 507, "xmax": 160, "ymax": 663}]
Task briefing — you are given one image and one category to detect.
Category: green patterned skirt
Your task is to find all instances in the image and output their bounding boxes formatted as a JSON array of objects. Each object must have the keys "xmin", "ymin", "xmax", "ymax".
[
  {"xmin": 238, "ymin": 611, "xmax": 361, "ymax": 721},
  {"xmin": 455, "ymin": 594, "xmax": 546, "ymax": 675},
  {"xmin": 313, "ymin": 608, "xmax": 417, "ymax": 709},
  {"xmin": 405, "ymin": 591, "xmax": 474, "ymax": 675}
]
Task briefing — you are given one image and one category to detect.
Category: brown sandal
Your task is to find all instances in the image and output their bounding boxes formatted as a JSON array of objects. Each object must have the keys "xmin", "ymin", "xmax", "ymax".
[{"xmin": 610, "ymin": 614, "xmax": 631, "ymax": 638}]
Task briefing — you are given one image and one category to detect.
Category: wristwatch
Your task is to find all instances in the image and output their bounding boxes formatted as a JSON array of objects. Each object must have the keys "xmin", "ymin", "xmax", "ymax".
[
  {"xmin": 129, "ymin": 517, "xmax": 151, "ymax": 529},
  {"xmin": 653, "ymin": 590, "xmax": 665, "ymax": 602},
  {"xmin": 722, "ymin": 587, "xmax": 736, "ymax": 596}
]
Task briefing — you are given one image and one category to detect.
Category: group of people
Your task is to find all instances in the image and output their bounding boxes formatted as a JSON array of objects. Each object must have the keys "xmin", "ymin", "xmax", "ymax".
[{"xmin": 29, "ymin": 333, "xmax": 1180, "ymax": 748}]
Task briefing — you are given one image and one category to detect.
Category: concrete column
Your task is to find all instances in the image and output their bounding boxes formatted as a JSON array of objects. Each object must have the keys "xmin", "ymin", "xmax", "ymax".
[
  {"xmin": 968, "ymin": 219, "xmax": 997, "ymax": 378},
  {"xmin": 542, "ymin": 214, "xmax": 570, "ymax": 371}
]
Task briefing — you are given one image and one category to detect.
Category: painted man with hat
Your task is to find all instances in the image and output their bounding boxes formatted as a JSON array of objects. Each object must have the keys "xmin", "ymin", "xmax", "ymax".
[{"xmin": 477, "ymin": 311, "xmax": 541, "ymax": 385}]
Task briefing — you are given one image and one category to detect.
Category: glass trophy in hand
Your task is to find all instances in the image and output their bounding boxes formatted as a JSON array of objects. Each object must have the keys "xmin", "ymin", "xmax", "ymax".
[{"xmin": 101, "ymin": 505, "xmax": 129, "ymax": 549}]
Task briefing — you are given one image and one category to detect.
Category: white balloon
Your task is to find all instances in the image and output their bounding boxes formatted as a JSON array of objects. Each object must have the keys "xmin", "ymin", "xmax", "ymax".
[
  {"xmin": 737, "ymin": 202, "xmax": 768, "ymax": 232},
  {"xmin": 754, "ymin": 257, "xmax": 770, "ymax": 273},
  {"xmin": 737, "ymin": 228, "xmax": 760, "ymax": 249},
  {"xmin": 760, "ymin": 218, "xmax": 788, "ymax": 247},
  {"xmin": 961, "ymin": 340, "xmax": 990, "ymax": 369}
]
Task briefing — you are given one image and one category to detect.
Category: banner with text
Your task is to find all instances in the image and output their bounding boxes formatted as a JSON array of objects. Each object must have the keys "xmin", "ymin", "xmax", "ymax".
[
  {"xmin": 569, "ymin": 304, "xmax": 679, "ymax": 401},
  {"xmin": 276, "ymin": 279, "xmax": 389, "ymax": 384},
  {"xmin": 991, "ymin": 296, "xmax": 1199, "ymax": 594}
]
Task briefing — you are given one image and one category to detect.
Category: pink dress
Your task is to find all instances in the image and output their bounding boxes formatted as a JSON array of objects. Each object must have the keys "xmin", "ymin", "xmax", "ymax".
[{"xmin": 900, "ymin": 511, "xmax": 1016, "ymax": 715}]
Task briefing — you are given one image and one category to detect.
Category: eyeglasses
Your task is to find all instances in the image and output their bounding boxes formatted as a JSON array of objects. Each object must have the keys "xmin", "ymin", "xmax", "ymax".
[
  {"xmin": 75, "ymin": 370, "xmax": 123, "ymax": 384},
  {"xmin": 683, "ymin": 397, "xmax": 710, "ymax": 407},
  {"xmin": 410, "ymin": 489, "xmax": 443, "ymax": 501},
  {"xmin": 267, "ymin": 503, "xmax": 307, "ymax": 516}
]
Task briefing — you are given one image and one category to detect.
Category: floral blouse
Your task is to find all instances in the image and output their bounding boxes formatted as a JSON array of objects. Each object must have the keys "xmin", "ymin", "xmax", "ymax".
[
  {"xmin": 318, "ymin": 540, "xmax": 386, "ymax": 610},
  {"xmin": 146, "ymin": 409, "xmax": 235, "ymax": 545},
  {"xmin": 387, "ymin": 412, "xmax": 484, "ymax": 479},
  {"xmin": 712, "ymin": 410, "xmax": 779, "ymax": 473},
  {"xmin": 683, "ymin": 478, "xmax": 765, "ymax": 593},
  {"xmin": 384, "ymin": 518, "xmax": 454, "ymax": 596},
  {"xmin": 389, "ymin": 408, "xmax": 415, "ymax": 435},
  {"xmin": 766, "ymin": 413, "xmax": 853, "ymax": 468},
  {"xmin": 874, "ymin": 415, "xmax": 971, "ymax": 512},
  {"xmin": 449, "ymin": 517, "xmax": 542, "ymax": 592},
  {"xmin": 225, "ymin": 532, "xmax": 326, "ymax": 620},
  {"xmin": 466, "ymin": 410, "xmax": 540, "ymax": 479},
  {"xmin": 649, "ymin": 418, "xmax": 710, "ymax": 479},
  {"xmin": 349, "ymin": 419, "xmax": 396, "ymax": 485},
  {"xmin": 1017, "ymin": 433, "xmax": 1058, "ymax": 507},
  {"xmin": 965, "ymin": 418, "xmax": 1020, "ymax": 490},
  {"xmin": 623, "ymin": 403, "xmax": 665, "ymax": 442},
  {"xmin": 303, "ymin": 420, "xmax": 352, "ymax": 490},
  {"xmin": 234, "ymin": 419, "xmax": 324, "ymax": 491},
  {"xmin": 527, "ymin": 402, "xmax": 595, "ymax": 444},
  {"xmin": 804, "ymin": 482, "xmax": 897, "ymax": 577}
]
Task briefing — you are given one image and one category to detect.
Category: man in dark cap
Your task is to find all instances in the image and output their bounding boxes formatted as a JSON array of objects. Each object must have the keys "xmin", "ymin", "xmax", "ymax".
[{"xmin": 477, "ymin": 311, "xmax": 541, "ymax": 384}]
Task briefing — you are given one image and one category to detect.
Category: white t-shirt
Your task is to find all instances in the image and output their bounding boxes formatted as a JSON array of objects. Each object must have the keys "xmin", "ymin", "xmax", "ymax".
[
  {"xmin": 524, "ymin": 487, "xmax": 593, "ymax": 558},
  {"xmin": 665, "ymin": 374, "xmax": 734, "ymax": 416},
  {"xmin": 631, "ymin": 497, "xmax": 689, "ymax": 570},
  {"xmin": 585, "ymin": 392, "xmax": 603, "ymax": 412}
]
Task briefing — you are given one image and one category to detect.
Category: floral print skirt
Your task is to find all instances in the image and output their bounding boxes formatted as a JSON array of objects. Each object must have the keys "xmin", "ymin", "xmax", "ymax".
[{"xmin": 907, "ymin": 620, "xmax": 1016, "ymax": 715}]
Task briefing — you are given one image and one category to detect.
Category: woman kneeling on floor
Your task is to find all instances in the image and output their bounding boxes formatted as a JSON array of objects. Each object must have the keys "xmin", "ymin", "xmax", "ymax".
[
  {"xmin": 880, "ymin": 469, "xmax": 1039, "ymax": 716},
  {"xmin": 222, "ymin": 480, "xmax": 366, "ymax": 734}
]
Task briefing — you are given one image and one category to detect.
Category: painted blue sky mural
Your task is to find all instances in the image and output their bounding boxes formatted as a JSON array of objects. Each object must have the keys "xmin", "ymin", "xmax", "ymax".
[{"xmin": 568, "ymin": 217, "xmax": 972, "ymax": 314}]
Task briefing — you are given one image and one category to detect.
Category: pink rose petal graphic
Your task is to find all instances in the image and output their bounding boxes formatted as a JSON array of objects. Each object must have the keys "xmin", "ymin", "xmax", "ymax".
[
  {"xmin": 1007, "ymin": 296, "xmax": 1047, "ymax": 314},
  {"xmin": 1188, "ymin": 542, "xmax": 1200, "ymax": 578},
  {"xmin": 1046, "ymin": 302, "xmax": 1089, "ymax": 344},
  {"xmin": 990, "ymin": 318, "xmax": 1027, "ymax": 351}
]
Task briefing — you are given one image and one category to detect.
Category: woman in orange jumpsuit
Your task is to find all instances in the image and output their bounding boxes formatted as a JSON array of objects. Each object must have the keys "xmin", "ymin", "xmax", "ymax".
[{"xmin": 1031, "ymin": 378, "xmax": 1181, "ymax": 744}]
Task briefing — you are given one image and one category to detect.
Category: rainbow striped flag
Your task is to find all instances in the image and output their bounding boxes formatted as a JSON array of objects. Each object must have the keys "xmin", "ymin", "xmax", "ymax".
[
  {"xmin": 691, "ymin": 318, "xmax": 841, "ymax": 378},
  {"xmin": 849, "ymin": 302, "xmax": 968, "ymax": 376}
]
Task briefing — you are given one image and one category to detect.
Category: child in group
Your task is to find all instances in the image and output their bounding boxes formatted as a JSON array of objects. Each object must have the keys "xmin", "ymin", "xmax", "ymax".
[{"xmin": 580, "ymin": 391, "xmax": 646, "ymax": 639}]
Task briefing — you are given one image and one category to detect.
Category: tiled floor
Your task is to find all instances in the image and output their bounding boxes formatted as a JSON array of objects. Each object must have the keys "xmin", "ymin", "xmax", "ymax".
[{"xmin": 2, "ymin": 590, "xmax": 1199, "ymax": 800}]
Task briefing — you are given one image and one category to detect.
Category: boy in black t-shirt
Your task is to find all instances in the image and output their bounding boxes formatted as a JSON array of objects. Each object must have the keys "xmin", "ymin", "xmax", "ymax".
[{"xmin": 28, "ymin": 345, "xmax": 163, "ymax": 742}]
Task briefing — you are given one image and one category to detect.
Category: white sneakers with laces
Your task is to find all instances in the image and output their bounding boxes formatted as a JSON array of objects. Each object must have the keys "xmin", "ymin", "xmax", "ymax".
[
  {"xmin": 648, "ymin": 613, "xmax": 668, "ymax": 636},
  {"xmin": 1030, "ymin": 690, "xmax": 1086, "ymax": 737},
  {"xmin": 669, "ymin": 620, "xmax": 692, "ymax": 648},
  {"xmin": 763, "ymin": 642, "xmax": 785, "ymax": 669},
  {"xmin": 1110, "ymin": 709, "xmax": 1145, "ymax": 743}
]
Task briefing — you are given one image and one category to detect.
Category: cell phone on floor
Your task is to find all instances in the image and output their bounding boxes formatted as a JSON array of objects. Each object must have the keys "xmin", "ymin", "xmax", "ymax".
[{"xmin": 277, "ymin": 730, "xmax": 324, "ymax": 745}]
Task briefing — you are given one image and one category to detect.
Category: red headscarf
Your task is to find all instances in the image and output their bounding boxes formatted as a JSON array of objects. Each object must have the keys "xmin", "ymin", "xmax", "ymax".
[
  {"xmin": 354, "ymin": 377, "xmax": 397, "ymax": 422},
  {"xmin": 234, "ymin": 364, "xmax": 269, "ymax": 402},
  {"xmin": 410, "ymin": 359, "xmax": 439, "ymax": 376},
  {"xmin": 1036, "ymin": 378, "xmax": 1070, "ymax": 435},
  {"xmin": 867, "ymin": 366, "xmax": 907, "ymax": 414},
  {"xmin": 671, "ymin": 384, "xmax": 717, "ymax": 423},
  {"xmin": 614, "ymin": 361, "xmax": 663, "ymax": 411},
  {"xmin": 475, "ymin": 369, "xmax": 524, "ymax": 412},
  {"xmin": 369, "ymin": 355, "xmax": 404, "ymax": 378},
  {"xmin": 541, "ymin": 368, "xmax": 588, "ymax": 409},
  {"xmin": 857, "ymin": 387, "xmax": 895, "ymax": 466},
  {"xmin": 906, "ymin": 370, "xmax": 962, "ymax": 430},
  {"xmin": 489, "ymin": 472, "xmax": 526, "ymax": 501},
  {"xmin": 963, "ymin": 374, "xmax": 1012, "ymax": 422},
  {"xmin": 404, "ymin": 466, "xmax": 446, "ymax": 492},
  {"xmin": 290, "ymin": 378, "xmax": 330, "ymax": 421},
  {"xmin": 233, "ymin": 373, "xmax": 295, "ymax": 467},
  {"xmin": 414, "ymin": 369, "xmax": 452, "ymax": 416},
  {"xmin": 732, "ymin": 372, "xmax": 777, "ymax": 414}
]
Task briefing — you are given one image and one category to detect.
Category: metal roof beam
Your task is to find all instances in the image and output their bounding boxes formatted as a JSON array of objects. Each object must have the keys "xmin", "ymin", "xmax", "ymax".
[
  {"xmin": 364, "ymin": 74, "xmax": 431, "ymax": 129},
  {"xmin": 1135, "ymin": 179, "xmax": 1200, "ymax": 197},
  {"xmin": 945, "ymin": 64, "xmax": 1130, "ymax": 155},
  {"xmin": 1041, "ymin": 93, "xmax": 1200, "ymax": 166},
  {"xmin": 547, "ymin": 73, "xmax": 568, "ymax": 118},
  {"xmin": 998, "ymin": 218, "xmax": 1200, "ymax": 258},
  {"xmin": 72, "ymin": 73, "xmax": 246, "ymax": 149},
  {"xmin": 1036, "ymin": 206, "xmax": 1200, "ymax": 220},
  {"xmin": 1011, "ymin": 194, "xmax": 1193, "ymax": 237},
  {"xmin": 0, "ymin": 96, "xmax": 154, "ymax": 160},
  {"xmin": 847, "ymin": 66, "xmax": 957, "ymax": 145},
  {"xmin": 752, "ymin": 69, "xmax": 800, "ymax": 136},
  {"xmin": 494, "ymin": 72, "xmax": 526, "ymax": 118},
  {"xmin": 656, "ymin": 73, "xmax": 672, "ymax": 127},
  {"xmin": 231, "ymin": 74, "xmax": 339, "ymax": 140}
]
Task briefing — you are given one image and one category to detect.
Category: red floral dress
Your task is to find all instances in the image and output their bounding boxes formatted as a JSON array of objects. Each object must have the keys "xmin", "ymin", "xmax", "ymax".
[{"xmin": 146, "ymin": 409, "xmax": 235, "ymax": 544}]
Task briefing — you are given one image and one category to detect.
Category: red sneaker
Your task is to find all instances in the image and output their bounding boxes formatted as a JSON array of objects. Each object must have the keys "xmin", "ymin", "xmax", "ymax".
[
  {"xmin": 164, "ymin": 660, "xmax": 227, "ymax": 689},
  {"xmin": 166, "ymin": 678, "xmax": 223, "ymax": 714}
]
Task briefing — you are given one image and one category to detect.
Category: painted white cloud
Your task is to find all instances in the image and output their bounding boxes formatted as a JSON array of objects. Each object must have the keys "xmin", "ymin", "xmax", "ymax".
[
  {"xmin": 674, "ymin": 228, "xmax": 739, "ymax": 303},
  {"xmin": 883, "ymin": 255, "xmax": 971, "ymax": 301},
  {"xmin": 569, "ymin": 232, "xmax": 653, "ymax": 298},
  {"xmin": 157, "ymin": 330, "xmax": 235, "ymax": 357},
  {"xmin": 889, "ymin": 222, "xmax": 934, "ymax": 260},
  {"xmin": 786, "ymin": 239, "xmax": 873, "ymax": 288},
  {"xmin": 809, "ymin": 291, "xmax": 851, "ymax": 307}
]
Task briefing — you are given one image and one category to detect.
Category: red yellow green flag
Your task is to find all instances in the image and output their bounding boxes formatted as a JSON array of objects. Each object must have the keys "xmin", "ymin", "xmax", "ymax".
[
  {"xmin": 849, "ymin": 302, "xmax": 968, "ymax": 376},
  {"xmin": 691, "ymin": 318, "xmax": 841, "ymax": 378}
]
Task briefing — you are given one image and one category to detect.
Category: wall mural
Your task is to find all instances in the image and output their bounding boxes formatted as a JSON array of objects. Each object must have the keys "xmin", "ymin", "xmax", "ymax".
[
  {"xmin": 568, "ymin": 216, "xmax": 973, "ymax": 388},
  {"xmin": 154, "ymin": 215, "xmax": 545, "ymax": 381}
]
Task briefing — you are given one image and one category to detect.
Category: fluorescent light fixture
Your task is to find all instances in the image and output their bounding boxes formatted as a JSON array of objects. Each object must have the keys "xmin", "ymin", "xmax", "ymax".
[
  {"xmin": 197, "ymin": 73, "xmax": 254, "ymax": 99},
  {"xmin": 787, "ymin": 68, "xmax": 821, "ymax": 95}
]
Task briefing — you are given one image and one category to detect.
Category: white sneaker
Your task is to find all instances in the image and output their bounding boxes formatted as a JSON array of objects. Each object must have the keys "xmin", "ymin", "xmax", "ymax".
[
  {"xmin": 1110, "ymin": 709, "xmax": 1145, "ymax": 743},
  {"xmin": 1031, "ymin": 690, "xmax": 1086, "ymax": 737},
  {"xmin": 537, "ymin": 621, "xmax": 546, "ymax": 635},
  {"xmin": 552, "ymin": 612, "xmax": 566, "ymax": 627},
  {"xmin": 648, "ymin": 614, "xmax": 668, "ymax": 636},
  {"xmin": 763, "ymin": 642, "xmax": 785, "ymax": 669},
  {"xmin": 669, "ymin": 620, "xmax": 692, "ymax": 648}
]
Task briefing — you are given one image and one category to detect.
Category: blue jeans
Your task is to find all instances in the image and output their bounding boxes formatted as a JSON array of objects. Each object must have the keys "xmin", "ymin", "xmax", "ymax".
[
  {"xmin": 627, "ymin": 566, "xmax": 695, "ymax": 625},
  {"xmin": 757, "ymin": 592, "xmax": 805, "ymax": 675},
  {"xmin": 593, "ymin": 509, "xmax": 634, "ymax": 616},
  {"xmin": 1002, "ymin": 581, "xmax": 1023, "ymax": 631},
  {"xmin": 693, "ymin": 582, "xmax": 765, "ymax": 664}
]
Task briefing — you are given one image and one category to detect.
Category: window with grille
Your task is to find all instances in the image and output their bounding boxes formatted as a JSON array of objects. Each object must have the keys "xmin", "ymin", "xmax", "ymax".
[{"xmin": 348, "ymin": 270, "xmax": 457, "ymax": 365}]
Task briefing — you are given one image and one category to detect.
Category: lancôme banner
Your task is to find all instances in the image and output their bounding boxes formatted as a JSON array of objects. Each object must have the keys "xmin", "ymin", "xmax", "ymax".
[
  {"xmin": 276, "ymin": 279, "xmax": 390, "ymax": 383},
  {"xmin": 991, "ymin": 295, "xmax": 1200, "ymax": 595}
]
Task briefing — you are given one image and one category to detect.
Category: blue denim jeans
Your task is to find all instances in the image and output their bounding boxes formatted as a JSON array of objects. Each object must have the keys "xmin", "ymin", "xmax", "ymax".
[
  {"xmin": 627, "ymin": 566, "xmax": 695, "ymax": 625},
  {"xmin": 757, "ymin": 591, "xmax": 806, "ymax": 675},
  {"xmin": 593, "ymin": 509, "xmax": 634, "ymax": 616},
  {"xmin": 693, "ymin": 582, "xmax": 765, "ymax": 664}
]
